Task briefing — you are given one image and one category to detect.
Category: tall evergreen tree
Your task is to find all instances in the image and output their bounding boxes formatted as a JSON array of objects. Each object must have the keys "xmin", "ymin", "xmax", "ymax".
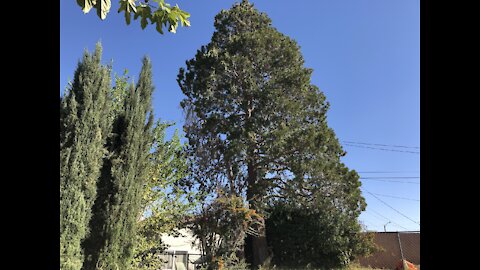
[
  {"xmin": 177, "ymin": 1, "xmax": 368, "ymax": 268},
  {"xmin": 82, "ymin": 57, "xmax": 155, "ymax": 270},
  {"xmin": 60, "ymin": 43, "xmax": 112, "ymax": 270}
]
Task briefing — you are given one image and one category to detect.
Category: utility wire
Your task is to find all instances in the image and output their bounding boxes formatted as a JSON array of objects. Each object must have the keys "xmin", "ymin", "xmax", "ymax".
[
  {"xmin": 343, "ymin": 143, "xmax": 420, "ymax": 154},
  {"xmin": 342, "ymin": 140, "xmax": 420, "ymax": 149},
  {"xmin": 365, "ymin": 190, "xmax": 420, "ymax": 226},
  {"xmin": 360, "ymin": 178, "xmax": 420, "ymax": 184},
  {"xmin": 358, "ymin": 171, "xmax": 420, "ymax": 174},
  {"xmin": 361, "ymin": 177, "xmax": 420, "ymax": 179},
  {"xmin": 362, "ymin": 220, "xmax": 381, "ymax": 227},
  {"xmin": 390, "ymin": 223, "xmax": 413, "ymax": 231},
  {"xmin": 363, "ymin": 191, "xmax": 419, "ymax": 202},
  {"xmin": 368, "ymin": 208, "xmax": 392, "ymax": 222},
  {"xmin": 366, "ymin": 208, "xmax": 410, "ymax": 231},
  {"xmin": 366, "ymin": 210, "xmax": 390, "ymax": 224},
  {"xmin": 360, "ymin": 220, "xmax": 383, "ymax": 230}
]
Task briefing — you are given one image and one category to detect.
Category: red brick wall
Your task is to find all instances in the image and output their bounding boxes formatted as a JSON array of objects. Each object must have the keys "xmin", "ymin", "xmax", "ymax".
[{"xmin": 357, "ymin": 232, "xmax": 420, "ymax": 269}]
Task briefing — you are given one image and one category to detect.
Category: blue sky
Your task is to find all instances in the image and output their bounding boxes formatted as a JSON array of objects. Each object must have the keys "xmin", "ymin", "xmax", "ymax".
[{"xmin": 60, "ymin": 0, "xmax": 420, "ymax": 232}]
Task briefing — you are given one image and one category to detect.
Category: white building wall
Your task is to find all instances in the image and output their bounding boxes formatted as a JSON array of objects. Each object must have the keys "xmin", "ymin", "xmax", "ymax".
[{"xmin": 160, "ymin": 229, "xmax": 202, "ymax": 270}]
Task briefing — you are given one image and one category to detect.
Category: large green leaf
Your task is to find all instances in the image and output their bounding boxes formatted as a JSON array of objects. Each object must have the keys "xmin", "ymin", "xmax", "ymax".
[
  {"xmin": 125, "ymin": 8, "xmax": 131, "ymax": 25},
  {"xmin": 167, "ymin": 12, "xmax": 177, "ymax": 23},
  {"xmin": 155, "ymin": 20, "xmax": 164, "ymax": 34},
  {"xmin": 117, "ymin": 0, "xmax": 127, "ymax": 13},
  {"xmin": 128, "ymin": 0, "xmax": 137, "ymax": 13},
  {"xmin": 135, "ymin": 6, "xmax": 152, "ymax": 30},
  {"xmin": 178, "ymin": 10, "xmax": 190, "ymax": 27},
  {"xmin": 152, "ymin": 10, "xmax": 168, "ymax": 34},
  {"xmin": 95, "ymin": 0, "xmax": 111, "ymax": 20},
  {"xmin": 169, "ymin": 23, "xmax": 177, "ymax": 34},
  {"xmin": 134, "ymin": 5, "xmax": 143, "ymax": 20},
  {"xmin": 77, "ymin": 0, "xmax": 95, "ymax": 13},
  {"xmin": 118, "ymin": 0, "xmax": 136, "ymax": 25}
]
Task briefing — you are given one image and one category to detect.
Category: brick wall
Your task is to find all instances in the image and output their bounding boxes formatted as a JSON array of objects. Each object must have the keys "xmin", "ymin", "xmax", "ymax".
[{"xmin": 357, "ymin": 232, "xmax": 420, "ymax": 269}]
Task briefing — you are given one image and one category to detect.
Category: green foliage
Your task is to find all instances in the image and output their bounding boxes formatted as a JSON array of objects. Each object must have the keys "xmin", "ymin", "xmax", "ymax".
[
  {"xmin": 62, "ymin": 44, "xmax": 193, "ymax": 270},
  {"xmin": 264, "ymin": 158, "xmax": 375, "ymax": 268},
  {"xmin": 82, "ymin": 57, "xmax": 155, "ymax": 270},
  {"xmin": 257, "ymin": 257, "xmax": 275, "ymax": 270},
  {"xmin": 196, "ymin": 250, "xmax": 250, "ymax": 270},
  {"xmin": 265, "ymin": 201, "xmax": 376, "ymax": 269},
  {"xmin": 75, "ymin": 0, "xmax": 190, "ymax": 35},
  {"xmin": 109, "ymin": 70, "xmax": 130, "ymax": 119},
  {"xmin": 131, "ymin": 124, "xmax": 196, "ymax": 270},
  {"xmin": 60, "ymin": 43, "xmax": 112, "ymax": 270},
  {"xmin": 177, "ymin": 1, "xmax": 369, "ymax": 267},
  {"xmin": 186, "ymin": 192, "xmax": 261, "ymax": 269},
  {"xmin": 220, "ymin": 253, "xmax": 250, "ymax": 270}
]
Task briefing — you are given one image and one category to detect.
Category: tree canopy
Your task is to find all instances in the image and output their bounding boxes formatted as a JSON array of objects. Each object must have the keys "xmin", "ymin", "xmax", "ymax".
[
  {"xmin": 60, "ymin": 44, "xmax": 112, "ymax": 270},
  {"xmin": 81, "ymin": 57, "xmax": 156, "ymax": 270},
  {"xmin": 177, "ymin": 1, "xmax": 370, "ymax": 268},
  {"xmin": 61, "ymin": 44, "xmax": 194, "ymax": 270}
]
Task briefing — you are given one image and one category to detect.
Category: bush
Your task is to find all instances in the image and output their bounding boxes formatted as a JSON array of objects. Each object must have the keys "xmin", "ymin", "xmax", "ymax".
[
  {"xmin": 197, "ymin": 253, "xmax": 250, "ymax": 270},
  {"xmin": 265, "ymin": 203, "xmax": 375, "ymax": 269}
]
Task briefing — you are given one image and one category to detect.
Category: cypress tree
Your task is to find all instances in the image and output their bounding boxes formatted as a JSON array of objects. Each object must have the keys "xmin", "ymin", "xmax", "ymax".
[
  {"xmin": 83, "ymin": 57, "xmax": 155, "ymax": 270},
  {"xmin": 60, "ymin": 43, "xmax": 112, "ymax": 270}
]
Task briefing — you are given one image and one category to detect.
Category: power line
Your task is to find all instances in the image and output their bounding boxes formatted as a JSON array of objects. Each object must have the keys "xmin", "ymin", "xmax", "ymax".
[
  {"xmin": 358, "ymin": 171, "xmax": 420, "ymax": 174},
  {"xmin": 368, "ymin": 210, "xmax": 410, "ymax": 231},
  {"xmin": 360, "ymin": 178, "xmax": 420, "ymax": 184},
  {"xmin": 368, "ymin": 208, "xmax": 391, "ymax": 222},
  {"xmin": 366, "ymin": 207, "xmax": 409, "ymax": 230},
  {"xmin": 361, "ymin": 177, "xmax": 420, "ymax": 179},
  {"xmin": 365, "ymin": 190, "xmax": 420, "ymax": 226},
  {"xmin": 390, "ymin": 223, "xmax": 414, "ymax": 231},
  {"xmin": 360, "ymin": 220, "xmax": 383, "ymax": 230},
  {"xmin": 366, "ymin": 208, "xmax": 410, "ymax": 231},
  {"xmin": 343, "ymin": 143, "xmax": 420, "ymax": 154},
  {"xmin": 342, "ymin": 140, "xmax": 420, "ymax": 149},
  {"xmin": 365, "ymin": 191, "xmax": 419, "ymax": 202},
  {"xmin": 367, "ymin": 210, "xmax": 389, "ymax": 223}
]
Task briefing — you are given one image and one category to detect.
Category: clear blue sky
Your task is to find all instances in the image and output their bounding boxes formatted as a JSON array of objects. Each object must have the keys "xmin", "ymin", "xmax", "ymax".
[{"xmin": 60, "ymin": 0, "xmax": 420, "ymax": 232}]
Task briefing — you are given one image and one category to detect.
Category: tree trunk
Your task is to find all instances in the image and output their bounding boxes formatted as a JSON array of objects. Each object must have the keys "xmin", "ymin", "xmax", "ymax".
[
  {"xmin": 245, "ymin": 158, "xmax": 268, "ymax": 269},
  {"xmin": 243, "ymin": 93, "xmax": 268, "ymax": 268}
]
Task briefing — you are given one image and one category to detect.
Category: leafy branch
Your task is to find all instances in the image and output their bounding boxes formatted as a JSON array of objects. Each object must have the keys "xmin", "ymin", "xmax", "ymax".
[{"xmin": 76, "ymin": 0, "xmax": 191, "ymax": 34}]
